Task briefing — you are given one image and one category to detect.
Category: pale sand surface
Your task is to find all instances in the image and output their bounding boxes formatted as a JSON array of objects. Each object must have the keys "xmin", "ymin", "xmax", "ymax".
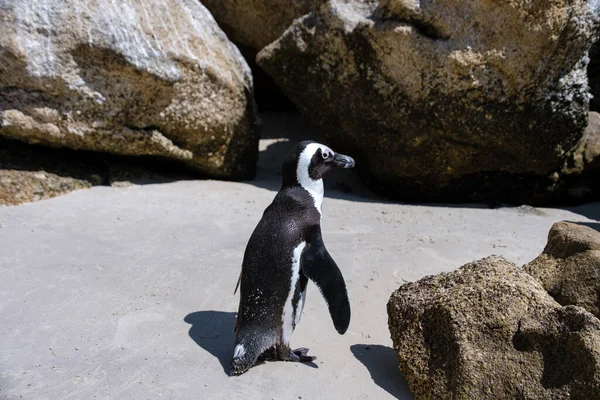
[{"xmin": 1, "ymin": 113, "xmax": 599, "ymax": 399}]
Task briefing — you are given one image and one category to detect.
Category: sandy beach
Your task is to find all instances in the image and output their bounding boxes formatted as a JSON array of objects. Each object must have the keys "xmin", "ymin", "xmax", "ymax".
[{"xmin": 1, "ymin": 114, "xmax": 599, "ymax": 400}]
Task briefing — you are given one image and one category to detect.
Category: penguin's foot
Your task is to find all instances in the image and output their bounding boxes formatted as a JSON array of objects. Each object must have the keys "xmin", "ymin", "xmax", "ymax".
[
  {"xmin": 293, "ymin": 347, "xmax": 316, "ymax": 362},
  {"xmin": 279, "ymin": 347, "xmax": 316, "ymax": 362}
]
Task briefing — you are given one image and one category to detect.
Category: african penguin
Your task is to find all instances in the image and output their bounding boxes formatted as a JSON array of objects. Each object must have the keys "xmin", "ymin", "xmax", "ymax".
[{"xmin": 230, "ymin": 140, "xmax": 355, "ymax": 376}]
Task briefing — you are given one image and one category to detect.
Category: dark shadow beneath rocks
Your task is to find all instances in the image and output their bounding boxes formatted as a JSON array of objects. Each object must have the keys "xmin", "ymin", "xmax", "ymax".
[
  {"xmin": 0, "ymin": 137, "xmax": 198, "ymax": 205},
  {"xmin": 184, "ymin": 310, "xmax": 236, "ymax": 375},
  {"xmin": 0, "ymin": 137, "xmax": 108, "ymax": 182},
  {"xmin": 234, "ymin": 42, "xmax": 297, "ymax": 113},
  {"xmin": 563, "ymin": 202, "xmax": 600, "ymax": 221},
  {"xmin": 250, "ymin": 113, "xmax": 600, "ymax": 207},
  {"xmin": 351, "ymin": 344, "xmax": 413, "ymax": 399},
  {"xmin": 248, "ymin": 112, "xmax": 385, "ymax": 203}
]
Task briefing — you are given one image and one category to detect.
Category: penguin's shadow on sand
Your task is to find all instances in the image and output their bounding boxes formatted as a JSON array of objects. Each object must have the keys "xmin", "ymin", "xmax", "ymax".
[
  {"xmin": 184, "ymin": 311, "xmax": 237, "ymax": 375},
  {"xmin": 351, "ymin": 344, "xmax": 413, "ymax": 399}
]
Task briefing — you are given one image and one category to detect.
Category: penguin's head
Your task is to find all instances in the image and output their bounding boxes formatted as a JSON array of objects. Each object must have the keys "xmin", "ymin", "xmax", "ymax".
[{"xmin": 281, "ymin": 140, "xmax": 355, "ymax": 189}]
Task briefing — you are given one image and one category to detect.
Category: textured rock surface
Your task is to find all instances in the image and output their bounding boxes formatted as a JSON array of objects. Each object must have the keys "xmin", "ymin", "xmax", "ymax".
[
  {"xmin": 201, "ymin": 0, "xmax": 316, "ymax": 51},
  {"xmin": 525, "ymin": 221, "xmax": 600, "ymax": 319},
  {"xmin": 258, "ymin": 0, "xmax": 600, "ymax": 203},
  {"xmin": 0, "ymin": 0, "xmax": 260, "ymax": 179},
  {"xmin": 388, "ymin": 256, "xmax": 600, "ymax": 399},
  {"xmin": 0, "ymin": 169, "xmax": 93, "ymax": 206}
]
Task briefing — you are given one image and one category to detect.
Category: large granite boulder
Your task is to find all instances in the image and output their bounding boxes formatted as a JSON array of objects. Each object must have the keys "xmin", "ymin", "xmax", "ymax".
[
  {"xmin": 388, "ymin": 256, "xmax": 600, "ymax": 399},
  {"xmin": 0, "ymin": 0, "xmax": 260, "ymax": 180},
  {"xmin": 258, "ymin": 0, "xmax": 600, "ymax": 203},
  {"xmin": 525, "ymin": 221, "xmax": 600, "ymax": 319},
  {"xmin": 201, "ymin": 0, "xmax": 317, "ymax": 51}
]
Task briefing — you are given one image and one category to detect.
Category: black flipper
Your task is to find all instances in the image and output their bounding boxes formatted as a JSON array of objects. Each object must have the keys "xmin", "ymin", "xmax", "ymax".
[{"xmin": 301, "ymin": 227, "xmax": 351, "ymax": 334}]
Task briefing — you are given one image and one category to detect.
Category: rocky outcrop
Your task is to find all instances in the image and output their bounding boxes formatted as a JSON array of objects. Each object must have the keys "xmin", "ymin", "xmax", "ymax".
[
  {"xmin": 0, "ymin": 168, "xmax": 95, "ymax": 206},
  {"xmin": 525, "ymin": 222, "xmax": 600, "ymax": 319},
  {"xmin": 201, "ymin": 0, "xmax": 316, "ymax": 51},
  {"xmin": 388, "ymin": 256, "xmax": 600, "ymax": 399},
  {"xmin": 0, "ymin": 0, "xmax": 260, "ymax": 180},
  {"xmin": 258, "ymin": 0, "xmax": 600, "ymax": 203}
]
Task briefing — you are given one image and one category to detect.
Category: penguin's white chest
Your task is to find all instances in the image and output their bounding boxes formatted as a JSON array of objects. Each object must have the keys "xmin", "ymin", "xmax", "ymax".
[{"xmin": 281, "ymin": 241, "xmax": 306, "ymax": 345}]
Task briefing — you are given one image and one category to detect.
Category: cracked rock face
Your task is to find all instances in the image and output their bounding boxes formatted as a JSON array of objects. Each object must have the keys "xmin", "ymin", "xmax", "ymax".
[
  {"xmin": 258, "ymin": 0, "xmax": 600, "ymax": 203},
  {"xmin": 388, "ymin": 256, "xmax": 600, "ymax": 399},
  {"xmin": 0, "ymin": 0, "xmax": 260, "ymax": 180},
  {"xmin": 525, "ymin": 221, "xmax": 600, "ymax": 319}
]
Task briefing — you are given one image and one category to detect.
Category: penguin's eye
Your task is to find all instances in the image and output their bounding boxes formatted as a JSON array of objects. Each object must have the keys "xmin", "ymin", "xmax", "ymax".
[{"xmin": 322, "ymin": 151, "xmax": 329, "ymax": 160}]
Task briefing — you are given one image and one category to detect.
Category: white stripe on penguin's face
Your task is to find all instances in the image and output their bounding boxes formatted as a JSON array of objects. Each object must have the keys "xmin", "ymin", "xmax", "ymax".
[{"xmin": 296, "ymin": 143, "xmax": 331, "ymax": 215}]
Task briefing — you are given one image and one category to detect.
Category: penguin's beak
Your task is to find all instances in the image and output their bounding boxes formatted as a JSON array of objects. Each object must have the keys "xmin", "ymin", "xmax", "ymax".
[{"xmin": 332, "ymin": 153, "xmax": 355, "ymax": 168}]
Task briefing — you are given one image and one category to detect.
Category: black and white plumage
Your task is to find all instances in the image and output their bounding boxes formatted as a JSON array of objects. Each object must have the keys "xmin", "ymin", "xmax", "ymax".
[{"xmin": 230, "ymin": 140, "xmax": 354, "ymax": 376}]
